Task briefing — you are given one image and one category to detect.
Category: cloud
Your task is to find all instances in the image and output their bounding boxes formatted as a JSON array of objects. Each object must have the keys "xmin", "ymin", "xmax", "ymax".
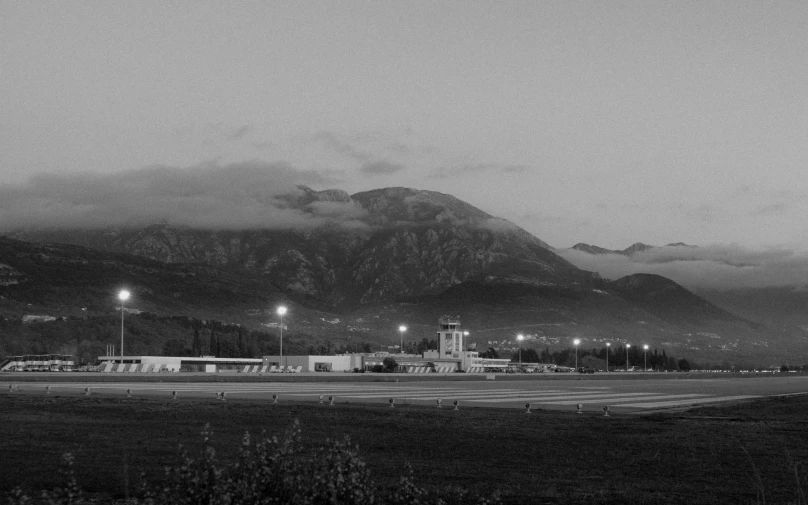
[
  {"xmin": 428, "ymin": 163, "xmax": 529, "ymax": 179},
  {"xmin": 360, "ymin": 161, "xmax": 405, "ymax": 176},
  {"xmin": 0, "ymin": 161, "xmax": 364, "ymax": 231},
  {"xmin": 225, "ymin": 125, "xmax": 252, "ymax": 141},
  {"xmin": 478, "ymin": 217, "xmax": 521, "ymax": 233},
  {"xmin": 428, "ymin": 163, "xmax": 530, "ymax": 179},
  {"xmin": 305, "ymin": 200, "xmax": 367, "ymax": 220},
  {"xmin": 313, "ymin": 131, "xmax": 372, "ymax": 163},
  {"xmin": 751, "ymin": 203, "xmax": 787, "ymax": 216},
  {"xmin": 557, "ymin": 244, "xmax": 808, "ymax": 291}
]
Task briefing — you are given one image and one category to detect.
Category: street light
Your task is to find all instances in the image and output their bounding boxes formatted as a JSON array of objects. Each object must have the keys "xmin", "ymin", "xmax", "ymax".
[
  {"xmin": 626, "ymin": 344, "xmax": 631, "ymax": 372},
  {"xmin": 517, "ymin": 334, "xmax": 524, "ymax": 365},
  {"xmin": 606, "ymin": 342, "xmax": 611, "ymax": 372},
  {"xmin": 573, "ymin": 338, "xmax": 581, "ymax": 369},
  {"xmin": 118, "ymin": 290, "xmax": 130, "ymax": 365},
  {"xmin": 277, "ymin": 306, "xmax": 287, "ymax": 369},
  {"xmin": 643, "ymin": 344, "xmax": 649, "ymax": 371},
  {"xmin": 398, "ymin": 325, "xmax": 406, "ymax": 355}
]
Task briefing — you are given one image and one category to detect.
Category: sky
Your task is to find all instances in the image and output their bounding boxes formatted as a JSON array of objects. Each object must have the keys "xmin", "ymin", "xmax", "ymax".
[{"xmin": 2, "ymin": 1, "xmax": 807, "ymax": 259}]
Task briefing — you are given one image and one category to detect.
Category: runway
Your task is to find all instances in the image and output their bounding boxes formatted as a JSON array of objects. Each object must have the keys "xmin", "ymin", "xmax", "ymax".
[{"xmin": 5, "ymin": 374, "xmax": 807, "ymax": 414}]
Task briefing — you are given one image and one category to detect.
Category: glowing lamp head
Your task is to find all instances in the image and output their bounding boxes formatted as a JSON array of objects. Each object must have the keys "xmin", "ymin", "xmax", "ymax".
[
  {"xmin": 643, "ymin": 344, "xmax": 649, "ymax": 350},
  {"xmin": 463, "ymin": 331, "xmax": 469, "ymax": 336},
  {"xmin": 606, "ymin": 342, "xmax": 611, "ymax": 347},
  {"xmin": 118, "ymin": 290, "xmax": 130, "ymax": 302},
  {"xmin": 277, "ymin": 306, "xmax": 287, "ymax": 316},
  {"xmin": 626, "ymin": 344, "xmax": 631, "ymax": 349},
  {"xmin": 398, "ymin": 325, "xmax": 406, "ymax": 332},
  {"xmin": 517, "ymin": 334, "xmax": 524, "ymax": 341},
  {"xmin": 573, "ymin": 338, "xmax": 581, "ymax": 346}
]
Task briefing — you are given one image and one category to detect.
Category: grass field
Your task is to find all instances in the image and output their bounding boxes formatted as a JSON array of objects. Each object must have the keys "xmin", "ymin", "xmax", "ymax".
[{"xmin": 2, "ymin": 391, "xmax": 807, "ymax": 504}]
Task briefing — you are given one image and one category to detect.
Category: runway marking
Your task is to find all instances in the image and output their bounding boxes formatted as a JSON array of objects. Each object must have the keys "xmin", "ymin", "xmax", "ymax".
[
  {"xmin": 21, "ymin": 382, "xmax": 766, "ymax": 411},
  {"xmin": 611, "ymin": 395, "xmax": 760, "ymax": 409},
  {"xmin": 538, "ymin": 394, "xmax": 706, "ymax": 405}
]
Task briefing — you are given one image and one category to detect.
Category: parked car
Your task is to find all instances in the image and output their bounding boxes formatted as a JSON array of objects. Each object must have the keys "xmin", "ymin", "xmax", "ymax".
[{"xmin": 577, "ymin": 367, "xmax": 595, "ymax": 374}]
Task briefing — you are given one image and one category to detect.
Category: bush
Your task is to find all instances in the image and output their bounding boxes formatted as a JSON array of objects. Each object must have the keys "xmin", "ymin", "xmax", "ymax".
[
  {"xmin": 8, "ymin": 422, "xmax": 500, "ymax": 505},
  {"xmin": 382, "ymin": 356, "xmax": 398, "ymax": 372},
  {"xmin": 371, "ymin": 364, "xmax": 384, "ymax": 373}
]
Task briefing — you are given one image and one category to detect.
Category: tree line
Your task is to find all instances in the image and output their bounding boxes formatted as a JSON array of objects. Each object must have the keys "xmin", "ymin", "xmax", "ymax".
[{"xmin": 478, "ymin": 344, "xmax": 692, "ymax": 371}]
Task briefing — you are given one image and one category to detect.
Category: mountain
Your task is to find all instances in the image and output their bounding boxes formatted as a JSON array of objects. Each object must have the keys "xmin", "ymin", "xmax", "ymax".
[
  {"xmin": 8, "ymin": 187, "xmax": 590, "ymax": 307},
  {"xmin": 567, "ymin": 240, "xmax": 808, "ymax": 351},
  {"xmin": 3, "ymin": 187, "xmax": 801, "ymax": 364},
  {"xmin": 570, "ymin": 242, "xmax": 693, "ymax": 256},
  {"xmin": 570, "ymin": 243, "xmax": 617, "ymax": 255}
]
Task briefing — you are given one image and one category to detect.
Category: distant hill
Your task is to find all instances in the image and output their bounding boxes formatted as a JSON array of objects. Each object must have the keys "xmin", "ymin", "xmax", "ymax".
[{"xmin": 570, "ymin": 242, "xmax": 694, "ymax": 256}]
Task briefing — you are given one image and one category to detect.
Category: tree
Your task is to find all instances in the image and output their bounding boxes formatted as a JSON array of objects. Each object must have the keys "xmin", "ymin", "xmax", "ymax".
[
  {"xmin": 163, "ymin": 338, "xmax": 188, "ymax": 357},
  {"xmin": 382, "ymin": 356, "xmax": 398, "ymax": 372},
  {"xmin": 479, "ymin": 347, "xmax": 499, "ymax": 359},
  {"xmin": 677, "ymin": 358, "xmax": 691, "ymax": 371},
  {"xmin": 192, "ymin": 327, "xmax": 201, "ymax": 357},
  {"xmin": 218, "ymin": 338, "xmax": 239, "ymax": 358},
  {"xmin": 580, "ymin": 355, "xmax": 606, "ymax": 371},
  {"xmin": 511, "ymin": 348, "xmax": 539, "ymax": 363}
]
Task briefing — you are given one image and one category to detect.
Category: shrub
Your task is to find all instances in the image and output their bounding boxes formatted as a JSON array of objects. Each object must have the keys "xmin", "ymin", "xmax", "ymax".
[
  {"xmin": 8, "ymin": 422, "xmax": 500, "ymax": 505},
  {"xmin": 382, "ymin": 357, "xmax": 398, "ymax": 372}
]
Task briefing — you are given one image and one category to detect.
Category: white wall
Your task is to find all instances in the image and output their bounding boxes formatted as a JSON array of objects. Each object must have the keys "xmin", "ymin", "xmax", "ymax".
[{"xmin": 261, "ymin": 355, "xmax": 353, "ymax": 372}]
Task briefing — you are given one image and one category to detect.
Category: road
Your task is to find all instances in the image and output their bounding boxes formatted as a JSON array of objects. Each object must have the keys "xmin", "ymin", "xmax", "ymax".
[{"xmin": 4, "ymin": 372, "xmax": 807, "ymax": 414}]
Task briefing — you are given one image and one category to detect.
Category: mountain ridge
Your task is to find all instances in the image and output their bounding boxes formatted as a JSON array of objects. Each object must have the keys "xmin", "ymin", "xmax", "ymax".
[{"xmin": 2, "ymin": 187, "xmax": 801, "ymax": 363}]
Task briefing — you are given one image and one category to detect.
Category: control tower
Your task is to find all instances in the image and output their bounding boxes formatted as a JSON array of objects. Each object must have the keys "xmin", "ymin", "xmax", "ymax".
[{"xmin": 437, "ymin": 315, "xmax": 464, "ymax": 359}]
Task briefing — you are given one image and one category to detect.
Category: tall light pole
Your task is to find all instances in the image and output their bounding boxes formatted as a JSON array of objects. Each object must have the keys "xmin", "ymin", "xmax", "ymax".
[
  {"xmin": 398, "ymin": 325, "xmax": 407, "ymax": 355},
  {"xmin": 643, "ymin": 344, "xmax": 649, "ymax": 371},
  {"xmin": 277, "ymin": 306, "xmax": 287, "ymax": 369},
  {"xmin": 626, "ymin": 344, "xmax": 631, "ymax": 372},
  {"xmin": 573, "ymin": 338, "xmax": 581, "ymax": 369},
  {"xmin": 517, "ymin": 334, "xmax": 524, "ymax": 365},
  {"xmin": 118, "ymin": 290, "xmax": 130, "ymax": 365},
  {"xmin": 606, "ymin": 342, "xmax": 611, "ymax": 372}
]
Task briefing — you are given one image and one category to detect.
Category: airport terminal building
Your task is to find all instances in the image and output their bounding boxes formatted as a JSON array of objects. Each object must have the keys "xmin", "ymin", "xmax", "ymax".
[{"xmin": 96, "ymin": 316, "xmax": 510, "ymax": 374}]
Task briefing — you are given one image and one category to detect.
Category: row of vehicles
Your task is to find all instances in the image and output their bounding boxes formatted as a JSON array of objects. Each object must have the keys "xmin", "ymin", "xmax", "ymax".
[{"xmin": 0, "ymin": 354, "xmax": 75, "ymax": 372}]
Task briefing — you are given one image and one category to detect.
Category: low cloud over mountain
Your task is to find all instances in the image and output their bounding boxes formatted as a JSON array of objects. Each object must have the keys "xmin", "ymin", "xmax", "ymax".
[
  {"xmin": 0, "ymin": 161, "xmax": 368, "ymax": 231},
  {"xmin": 558, "ymin": 243, "xmax": 808, "ymax": 291}
]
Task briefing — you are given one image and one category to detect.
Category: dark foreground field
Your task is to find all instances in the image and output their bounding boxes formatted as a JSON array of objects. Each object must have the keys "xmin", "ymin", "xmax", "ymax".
[{"xmin": 2, "ymin": 392, "xmax": 807, "ymax": 504}]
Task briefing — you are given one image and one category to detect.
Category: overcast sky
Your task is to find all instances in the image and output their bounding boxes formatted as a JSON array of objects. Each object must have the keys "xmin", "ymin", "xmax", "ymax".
[{"xmin": 2, "ymin": 1, "xmax": 807, "ymax": 252}]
